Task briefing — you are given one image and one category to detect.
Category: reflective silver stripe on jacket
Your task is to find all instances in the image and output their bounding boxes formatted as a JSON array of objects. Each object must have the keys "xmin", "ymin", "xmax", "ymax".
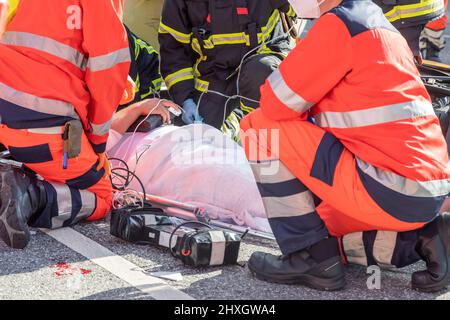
[
  {"xmin": 356, "ymin": 158, "xmax": 450, "ymax": 198},
  {"xmin": 2, "ymin": 32, "xmax": 86, "ymax": 69},
  {"xmin": 314, "ymin": 100, "xmax": 435, "ymax": 129},
  {"xmin": 0, "ymin": 82, "xmax": 80, "ymax": 119},
  {"xmin": 90, "ymin": 119, "xmax": 113, "ymax": 136},
  {"xmin": 251, "ymin": 159, "xmax": 297, "ymax": 185},
  {"xmin": 86, "ymin": 48, "xmax": 131, "ymax": 72},
  {"xmin": 267, "ymin": 69, "xmax": 314, "ymax": 113},
  {"xmin": 165, "ymin": 68, "xmax": 194, "ymax": 89}
]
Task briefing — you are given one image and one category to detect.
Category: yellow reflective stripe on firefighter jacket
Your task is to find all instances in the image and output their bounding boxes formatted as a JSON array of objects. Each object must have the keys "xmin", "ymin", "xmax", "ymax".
[{"xmin": 374, "ymin": 0, "xmax": 445, "ymax": 28}]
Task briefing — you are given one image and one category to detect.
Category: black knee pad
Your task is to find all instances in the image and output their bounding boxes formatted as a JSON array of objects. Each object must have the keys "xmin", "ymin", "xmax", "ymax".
[{"xmin": 239, "ymin": 54, "xmax": 282, "ymax": 100}]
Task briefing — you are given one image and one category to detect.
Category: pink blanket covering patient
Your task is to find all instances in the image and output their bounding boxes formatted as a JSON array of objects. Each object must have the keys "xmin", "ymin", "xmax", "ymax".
[{"xmin": 106, "ymin": 124, "xmax": 271, "ymax": 233}]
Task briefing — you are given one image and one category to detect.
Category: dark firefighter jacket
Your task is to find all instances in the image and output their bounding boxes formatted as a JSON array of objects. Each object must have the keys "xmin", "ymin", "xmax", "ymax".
[
  {"xmin": 125, "ymin": 25, "xmax": 163, "ymax": 106},
  {"xmin": 158, "ymin": 0, "xmax": 295, "ymax": 105}
]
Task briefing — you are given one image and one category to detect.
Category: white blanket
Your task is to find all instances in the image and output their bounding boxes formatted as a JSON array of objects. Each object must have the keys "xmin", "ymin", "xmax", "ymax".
[{"xmin": 106, "ymin": 124, "xmax": 271, "ymax": 233}]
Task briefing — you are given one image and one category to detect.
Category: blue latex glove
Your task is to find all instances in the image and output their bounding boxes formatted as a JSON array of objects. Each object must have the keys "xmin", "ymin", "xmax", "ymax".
[{"xmin": 182, "ymin": 99, "xmax": 203, "ymax": 124}]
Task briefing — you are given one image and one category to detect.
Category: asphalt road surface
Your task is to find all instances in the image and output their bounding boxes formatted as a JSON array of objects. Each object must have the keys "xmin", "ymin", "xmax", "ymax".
[
  {"xmin": 0, "ymin": 218, "xmax": 449, "ymax": 300},
  {"xmin": 2, "ymin": 13, "xmax": 450, "ymax": 301}
]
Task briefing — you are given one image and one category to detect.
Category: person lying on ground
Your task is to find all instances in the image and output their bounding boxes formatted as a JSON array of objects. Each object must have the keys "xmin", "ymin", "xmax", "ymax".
[
  {"xmin": 107, "ymin": 99, "xmax": 271, "ymax": 233},
  {"xmin": 240, "ymin": 0, "xmax": 450, "ymax": 292}
]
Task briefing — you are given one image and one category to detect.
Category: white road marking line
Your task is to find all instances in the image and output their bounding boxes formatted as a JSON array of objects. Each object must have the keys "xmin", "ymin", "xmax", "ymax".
[{"xmin": 42, "ymin": 227, "xmax": 194, "ymax": 300}]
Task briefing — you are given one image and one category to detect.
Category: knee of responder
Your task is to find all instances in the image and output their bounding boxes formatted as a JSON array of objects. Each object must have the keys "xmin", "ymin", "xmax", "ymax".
[{"xmin": 238, "ymin": 54, "xmax": 282, "ymax": 94}]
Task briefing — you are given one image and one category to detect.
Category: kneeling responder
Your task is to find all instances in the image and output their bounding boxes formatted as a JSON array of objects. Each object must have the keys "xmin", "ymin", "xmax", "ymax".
[
  {"xmin": 373, "ymin": 0, "xmax": 445, "ymax": 57},
  {"xmin": 241, "ymin": 0, "xmax": 450, "ymax": 292},
  {"xmin": 158, "ymin": 0, "xmax": 295, "ymax": 140},
  {"xmin": 0, "ymin": 0, "xmax": 131, "ymax": 249}
]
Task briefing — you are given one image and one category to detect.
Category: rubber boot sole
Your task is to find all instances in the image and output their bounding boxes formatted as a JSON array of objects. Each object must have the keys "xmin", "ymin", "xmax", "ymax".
[
  {"xmin": 248, "ymin": 259, "xmax": 346, "ymax": 291},
  {"xmin": 412, "ymin": 213, "xmax": 450, "ymax": 293},
  {"xmin": 0, "ymin": 165, "xmax": 30, "ymax": 249}
]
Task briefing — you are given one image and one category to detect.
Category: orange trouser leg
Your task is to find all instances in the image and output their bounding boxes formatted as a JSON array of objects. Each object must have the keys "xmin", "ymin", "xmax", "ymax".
[
  {"xmin": 0, "ymin": 125, "xmax": 112, "ymax": 229},
  {"xmin": 240, "ymin": 109, "xmax": 427, "ymax": 255}
]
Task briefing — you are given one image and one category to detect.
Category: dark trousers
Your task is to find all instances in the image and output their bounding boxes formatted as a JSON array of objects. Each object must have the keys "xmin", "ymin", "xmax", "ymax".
[
  {"xmin": 198, "ymin": 53, "xmax": 282, "ymax": 129},
  {"xmin": 398, "ymin": 24, "xmax": 426, "ymax": 56}
]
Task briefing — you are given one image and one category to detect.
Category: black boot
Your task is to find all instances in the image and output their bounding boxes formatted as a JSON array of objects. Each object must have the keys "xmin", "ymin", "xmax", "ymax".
[
  {"xmin": 0, "ymin": 163, "xmax": 46, "ymax": 249},
  {"xmin": 411, "ymin": 212, "xmax": 450, "ymax": 292},
  {"xmin": 248, "ymin": 237, "xmax": 346, "ymax": 291}
]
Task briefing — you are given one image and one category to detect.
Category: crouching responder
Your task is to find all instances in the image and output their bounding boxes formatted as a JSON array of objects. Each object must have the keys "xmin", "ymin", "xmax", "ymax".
[
  {"xmin": 420, "ymin": 0, "xmax": 448, "ymax": 62},
  {"xmin": 158, "ymin": 0, "xmax": 295, "ymax": 140},
  {"xmin": 241, "ymin": 0, "xmax": 450, "ymax": 292},
  {"xmin": 0, "ymin": 0, "xmax": 131, "ymax": 249},
  {"xmin": 373, "ymin": 0, "xmax": 445, "ymax": 58}
]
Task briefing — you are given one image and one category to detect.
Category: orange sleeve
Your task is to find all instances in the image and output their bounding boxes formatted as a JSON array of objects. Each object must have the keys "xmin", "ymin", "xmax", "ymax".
[
  {"xmin": 81, "ymin": 0, "xmax": 130, "ymax": 153},
  {"xmin": 260, "ymin": 13, "xmax": 353, "ymax": 121}
]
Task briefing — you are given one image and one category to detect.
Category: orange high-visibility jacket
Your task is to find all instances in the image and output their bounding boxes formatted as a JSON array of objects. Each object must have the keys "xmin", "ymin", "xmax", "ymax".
[
  {"xmin": 260, "ymin": 0, "xmax": 450, "ymax": 185},
  {"xmin": 0, "ymin": 0, "xmax": 130, "ymax": 153}
]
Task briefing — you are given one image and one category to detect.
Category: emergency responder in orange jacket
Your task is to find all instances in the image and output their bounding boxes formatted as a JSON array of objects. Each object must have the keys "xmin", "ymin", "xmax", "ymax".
[
  {"xmin": 0, "ymin": 0, "xmax": 130, "ymax": 249},
  {"xmin": 241, "ymin": 0, "xmax": 450, "ymax": 292},
  {"xmin": 158, "ymin": 0, "xmax": 295, "ymax": 139}
]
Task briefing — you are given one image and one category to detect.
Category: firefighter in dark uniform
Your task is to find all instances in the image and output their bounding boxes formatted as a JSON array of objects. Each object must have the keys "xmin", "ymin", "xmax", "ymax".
[
  {"xmin": 373, "ymin": 0, "xmax": 445, "ymax": 56},
  {"xmin": 158, "ymin": 0, "xmax": 295, "ymax": 139},
  {"xmin": 124, "ymin": 25, "xmax": 163, "ymax": 106}
]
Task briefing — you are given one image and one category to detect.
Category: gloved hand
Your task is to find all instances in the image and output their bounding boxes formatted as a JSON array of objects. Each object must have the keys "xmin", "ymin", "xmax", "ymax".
[
  {"xmin": 182, "ymin": 99, "xmax": 203, "ymax": 124},
  {"xmin": 96, "ymin": 152, "xmax": 112, "ymax": 177}
]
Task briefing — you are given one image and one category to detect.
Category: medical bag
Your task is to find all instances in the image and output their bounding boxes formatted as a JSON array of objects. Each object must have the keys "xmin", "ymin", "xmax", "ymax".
[{"xmin": 110, "ymin": 205, "xmax": 242, "ymax": 267}]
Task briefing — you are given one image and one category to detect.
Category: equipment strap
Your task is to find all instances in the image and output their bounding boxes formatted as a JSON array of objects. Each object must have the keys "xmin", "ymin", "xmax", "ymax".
[{"xmin": 209, "ymin": 230, "xmax": 226, "ymax": 266}]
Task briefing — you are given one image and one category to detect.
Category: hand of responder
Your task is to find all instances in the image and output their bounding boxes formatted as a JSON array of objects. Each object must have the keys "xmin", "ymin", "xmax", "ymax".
[
  {"xmin": 182, "ymin": 99, "xmax": 203, "ymax": 125},
  {"xmin": 96, "ymin": 152, "xmax": 111, "ymax": 176}
]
